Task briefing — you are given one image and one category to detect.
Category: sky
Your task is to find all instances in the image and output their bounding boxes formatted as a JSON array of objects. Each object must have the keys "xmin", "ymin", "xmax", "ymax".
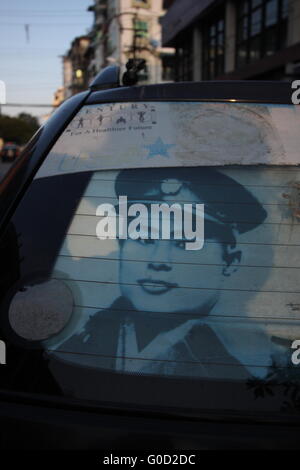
[{"xmin": 0, "ymin": 0, "xmax": 93, "ymax": 120}]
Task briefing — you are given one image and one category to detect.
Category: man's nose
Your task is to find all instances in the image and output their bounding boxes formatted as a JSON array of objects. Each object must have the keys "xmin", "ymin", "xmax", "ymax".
[
  {"xmin": 148, "ymin": 242, "xmax": 172, "ymax": 272},
  {"xmin": 148, "ymin": 262, "xmax": 171, "ymax": 272}
]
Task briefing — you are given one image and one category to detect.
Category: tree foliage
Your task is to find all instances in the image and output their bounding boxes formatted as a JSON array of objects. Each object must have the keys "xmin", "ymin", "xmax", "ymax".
[{"xmin": 0, "ymin": 112, "xmax": 39, "ymax": 145}]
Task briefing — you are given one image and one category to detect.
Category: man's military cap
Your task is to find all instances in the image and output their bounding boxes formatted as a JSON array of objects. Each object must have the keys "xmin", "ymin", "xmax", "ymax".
[{"xmin": 115, "ymin": 167, "xmax": 267, "ymax": 234}]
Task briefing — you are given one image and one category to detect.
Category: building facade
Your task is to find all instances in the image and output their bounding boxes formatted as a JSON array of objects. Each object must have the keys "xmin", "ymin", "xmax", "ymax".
[
  {"xmin": 162, "ymin": 0, "xmax": 300, "ymax": 81},
  {"xmin": 86, "ymin": 0, "xmax": 174, "ymax": 85},
  {"xmin": 63, "ymin": 36, "xmax": 91, "ymax": 99}
]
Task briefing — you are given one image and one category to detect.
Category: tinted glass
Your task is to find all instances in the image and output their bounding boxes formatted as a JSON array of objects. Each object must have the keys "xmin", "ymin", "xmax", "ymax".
[{"xmin": 1, "ymin": 101, "xmax": 300, "ymax": 417}]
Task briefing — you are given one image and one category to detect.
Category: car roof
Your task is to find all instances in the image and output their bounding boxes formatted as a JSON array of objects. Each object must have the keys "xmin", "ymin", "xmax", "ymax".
[{"xmin": 86, "ymin": 80, "xmax": 293, "ymax": 106}]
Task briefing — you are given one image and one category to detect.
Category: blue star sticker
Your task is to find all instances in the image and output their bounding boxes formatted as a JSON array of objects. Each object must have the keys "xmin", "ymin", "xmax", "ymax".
[{"xmin": 144, "ymin": 137, "xmax": 175, "ymax": 159}]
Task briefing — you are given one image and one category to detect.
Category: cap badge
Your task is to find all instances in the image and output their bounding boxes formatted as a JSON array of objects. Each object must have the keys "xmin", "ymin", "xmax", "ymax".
[{"xmin": 161, "ymin": 179, "xmax": 183, "ymax": 196}]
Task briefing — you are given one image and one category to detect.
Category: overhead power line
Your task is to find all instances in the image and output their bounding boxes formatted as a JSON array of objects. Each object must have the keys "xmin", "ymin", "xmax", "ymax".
[
  {"xmin": 0, "ymin": 9, "xmax": 89, "ymax": 14},
  {"xmin": 2, "ymin": 103, "xmax": 56, "ymax": 108},
  {"xmin": 0, "ymin": 13, "xmax": 90, "ymax": 16},
  {"xmin": 0, "ymin": 46, "xmax": 66, "ymax": 50},
  {"xmin": 0, "ymin": 22, "xmax": 90, "ymax": 26}
]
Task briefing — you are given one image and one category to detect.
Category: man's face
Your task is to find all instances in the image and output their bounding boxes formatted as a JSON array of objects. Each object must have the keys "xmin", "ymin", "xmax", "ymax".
[{"xmin": 119, "ymin": 234, "xmax": 228, "ymax": 315}]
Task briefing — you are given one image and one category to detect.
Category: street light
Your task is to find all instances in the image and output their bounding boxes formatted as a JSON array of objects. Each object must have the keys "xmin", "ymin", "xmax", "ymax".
[{"xmin": 75, "ymin": 69, "xmax": 83, "ymax": 79}]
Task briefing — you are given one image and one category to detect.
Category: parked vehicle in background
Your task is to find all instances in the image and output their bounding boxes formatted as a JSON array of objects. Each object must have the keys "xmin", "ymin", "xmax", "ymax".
[{"xmin": 1, "ymin": 142, "xmax": 20, "ymax": 162}]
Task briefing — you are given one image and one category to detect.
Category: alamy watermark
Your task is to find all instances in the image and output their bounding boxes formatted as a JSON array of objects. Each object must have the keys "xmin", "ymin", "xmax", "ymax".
[
  {"xmin": 291, "ymin": 80, "xmax": 300, "ymax": 105},
  {"xmin": 0, "ymin": 340, "xmax": 6, "ymax": 365},
  {"xmin": 0, "ymin": 80, "xmax": 6, "ymax": 105},
  {"xmin": 291, "ymin": 340, "xmax": 300, "ymax": 365},
  {"xmin": 96, "ymin": 196, "xmax": 205, "ymax": 250}
]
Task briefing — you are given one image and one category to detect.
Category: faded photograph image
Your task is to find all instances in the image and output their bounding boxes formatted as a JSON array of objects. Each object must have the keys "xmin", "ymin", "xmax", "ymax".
[{"xmin": 46, "ymin": 166, "xmax": 292, "ymax": 383}]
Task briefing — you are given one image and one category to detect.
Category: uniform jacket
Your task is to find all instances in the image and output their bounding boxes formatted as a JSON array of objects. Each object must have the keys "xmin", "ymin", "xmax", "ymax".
[{"xmin": 56, "ymin": 297, "xmax": 250, "ymax": 380}]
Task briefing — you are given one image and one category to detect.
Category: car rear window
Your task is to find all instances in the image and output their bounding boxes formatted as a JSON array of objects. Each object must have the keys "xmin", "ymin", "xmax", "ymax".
[{"xmin": 2, "ymin": 101, "xmax": 300, "ymax": 417}]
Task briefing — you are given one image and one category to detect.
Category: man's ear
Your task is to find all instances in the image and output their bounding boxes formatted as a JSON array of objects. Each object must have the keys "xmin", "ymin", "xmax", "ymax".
[{"xmin": 222, "ymin": 248, "xmax": 242, "ymax": 277}]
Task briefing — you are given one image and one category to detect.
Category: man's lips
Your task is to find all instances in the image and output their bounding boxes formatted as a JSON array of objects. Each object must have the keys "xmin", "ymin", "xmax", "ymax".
[{"xmin": 138, "ymin": 279, "xmax": 178, "ymax": 295}]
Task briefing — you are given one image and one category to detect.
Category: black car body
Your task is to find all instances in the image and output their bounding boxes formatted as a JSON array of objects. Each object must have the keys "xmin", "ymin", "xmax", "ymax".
[{"xmin": 0, "ymin": 68, "xmax": 300, "ymax": 450}]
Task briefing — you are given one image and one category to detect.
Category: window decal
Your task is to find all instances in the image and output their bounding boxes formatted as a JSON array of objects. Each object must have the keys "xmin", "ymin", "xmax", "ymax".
[{"xmin": 36, "ymin": 102, "xmax": 300, "ymax": 179}]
